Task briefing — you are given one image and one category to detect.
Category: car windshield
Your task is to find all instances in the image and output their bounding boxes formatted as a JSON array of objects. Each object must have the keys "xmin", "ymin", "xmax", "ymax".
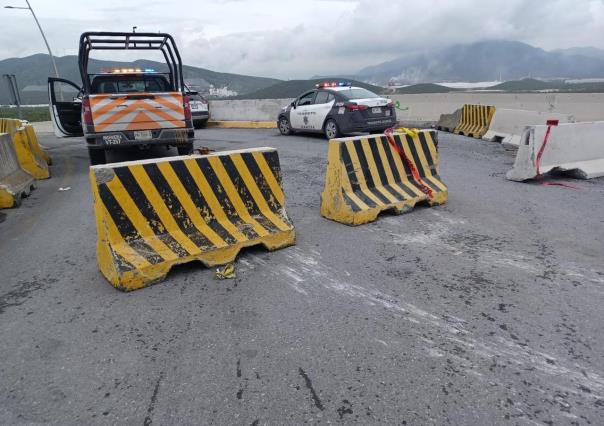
[{"xmin": 338, "ymin": 88, "xmax": 380, "ymax": 100}]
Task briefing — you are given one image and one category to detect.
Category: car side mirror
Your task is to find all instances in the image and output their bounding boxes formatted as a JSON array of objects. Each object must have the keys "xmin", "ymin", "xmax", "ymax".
[{"xmin": 291, "ymin": 101, "xmax": 296, "ymax": 109}]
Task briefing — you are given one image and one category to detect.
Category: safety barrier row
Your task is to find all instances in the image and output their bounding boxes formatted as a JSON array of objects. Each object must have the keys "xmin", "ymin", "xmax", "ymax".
[
  {"xmin": 435, "ymin": 105, "xmax": 578, "ymax": 149},
  {"xmin": 0, "ymin": 118, "xmax": 52, "ymax": 209},
  {"xmin": 320, "ymin": 130, "xmax": 448, "ymax": 226},
  {"xmin": 90, "ymin": 147, "xmax": 296, "ymax": 291}
]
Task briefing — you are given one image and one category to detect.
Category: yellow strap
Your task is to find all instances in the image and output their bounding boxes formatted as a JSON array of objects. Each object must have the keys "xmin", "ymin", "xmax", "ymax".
[{"xmin": 395, "ymin": 127, "xmax": 420, "ymax": 138}]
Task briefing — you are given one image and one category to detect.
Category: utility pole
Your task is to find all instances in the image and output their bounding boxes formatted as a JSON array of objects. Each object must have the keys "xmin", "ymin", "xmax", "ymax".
[{"xmin": 3, "ymin": 74, "xmax": 23, "ymax": 119}]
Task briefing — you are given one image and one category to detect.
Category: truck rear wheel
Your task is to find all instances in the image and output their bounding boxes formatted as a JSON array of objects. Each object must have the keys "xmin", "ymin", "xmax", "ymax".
[
  {"xmin": 177, "ymin": 144, "xmax": 193, "ymax": 155},
  {"xmin": 88, "ymin": 148, "xmax": 106, "ymax": 166}
]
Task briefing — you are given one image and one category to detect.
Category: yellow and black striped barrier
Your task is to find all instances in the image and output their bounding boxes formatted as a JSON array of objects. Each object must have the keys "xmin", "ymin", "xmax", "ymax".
[
  {"xmin": 90, "ymin": 147, "xmax": 296, "ymax": 291},
  {"xmin": 453, "ymin": 104, "xmax": 496, "ymax": 139},
  {"xmin": 320, "ymin": 131, "xmax": 448, "ymax": 226}
]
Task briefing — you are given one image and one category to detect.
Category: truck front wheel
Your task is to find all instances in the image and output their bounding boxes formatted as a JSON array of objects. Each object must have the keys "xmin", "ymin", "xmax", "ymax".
[
  {"xmin": 88, "ymin": 148, "xmax": 106, "ymax": 166},
  {"xmin": 177, "ymin": 144, "xmax": 193, "ymax": 155}
]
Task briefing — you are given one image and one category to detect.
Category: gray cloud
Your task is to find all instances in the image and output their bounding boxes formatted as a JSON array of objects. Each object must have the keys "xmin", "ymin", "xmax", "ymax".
[{"xmin": 1, "ymin": 0, "xmax": 603, "ymax": 78}]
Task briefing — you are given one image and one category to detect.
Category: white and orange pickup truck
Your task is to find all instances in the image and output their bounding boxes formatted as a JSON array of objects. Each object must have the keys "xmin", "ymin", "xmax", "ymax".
[{"xmin": 48, "ymin": 32, "xmax": 194, "ymax": 165}]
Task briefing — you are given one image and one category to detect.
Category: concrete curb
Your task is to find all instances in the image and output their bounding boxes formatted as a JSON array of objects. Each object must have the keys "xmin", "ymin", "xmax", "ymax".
[{"xmin": 206, "ymin": 121, "xmax": 277, "ymax": 129}]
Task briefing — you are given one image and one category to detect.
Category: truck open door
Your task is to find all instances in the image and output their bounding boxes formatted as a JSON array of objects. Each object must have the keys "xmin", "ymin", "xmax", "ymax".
[{"xmin": 48, "ymin": 77, "xmax": 84, "ymax": 137}]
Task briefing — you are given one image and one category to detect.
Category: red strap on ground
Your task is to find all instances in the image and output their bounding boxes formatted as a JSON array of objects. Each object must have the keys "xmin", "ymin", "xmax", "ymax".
[
  {"xmin": 534, "ymin": 120, "xmax": 583, "ymax": 191},
  {"xmin": 384, "ymin": 128, "xmax": 434, "ymax": 198}
]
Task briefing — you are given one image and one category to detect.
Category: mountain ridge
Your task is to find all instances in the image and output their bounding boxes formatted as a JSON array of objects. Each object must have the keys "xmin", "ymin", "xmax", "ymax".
[
  {"xmin": 0, "ymin": 54, "xmax": 281, "ymax": 104},
  {"xmin": 356, "ymin": 40, "xmax": 604, "ymax": 85}
]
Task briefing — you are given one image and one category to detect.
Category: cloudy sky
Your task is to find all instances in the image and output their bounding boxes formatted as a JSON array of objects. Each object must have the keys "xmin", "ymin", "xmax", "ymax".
[{"xmin": 1, "ymin": 0, "xmax": 603, "ymax": 78}]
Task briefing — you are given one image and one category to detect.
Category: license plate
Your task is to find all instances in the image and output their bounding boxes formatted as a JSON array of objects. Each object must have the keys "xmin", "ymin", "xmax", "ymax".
[
  {"xmin": 103, "ymin": 134, "xmax": 121, "ymax": 145},
  {"xmin": 372, "ymin": 107, "xmax": 382, "ymax": 114},
  {"xmin": 385, "ymin": 110, "xmax": 391, "ymax": 117},
  {"xmin": 191, "ymin": 104, "xmax": 199, "ymax": 110},
  {"xmin": 134, "ymin": 130, "xmax": 152, "ymax": 141}
]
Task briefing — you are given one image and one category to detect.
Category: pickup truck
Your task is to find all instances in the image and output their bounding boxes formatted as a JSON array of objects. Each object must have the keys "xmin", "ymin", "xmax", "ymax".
[{"xmin": 48, "ymin": 31, "xmax": 194, "ymax": 165}]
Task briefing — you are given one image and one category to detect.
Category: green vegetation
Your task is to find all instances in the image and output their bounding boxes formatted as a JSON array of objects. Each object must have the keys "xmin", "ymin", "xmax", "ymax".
[{"xmin": 0, "ymin": 106, "xmax": 50, "ymax": 122}]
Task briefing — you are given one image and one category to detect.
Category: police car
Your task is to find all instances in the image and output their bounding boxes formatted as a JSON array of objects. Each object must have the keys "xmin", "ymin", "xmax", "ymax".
[{"xmin": 277, "ymin": 82, "xmax": 396, "ymax": 139}]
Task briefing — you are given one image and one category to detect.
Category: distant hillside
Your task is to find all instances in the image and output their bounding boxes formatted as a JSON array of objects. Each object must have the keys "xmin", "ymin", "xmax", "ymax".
[
  {"xmin": 394, "ymin": 83, "xmax": 461, "ymax": 94},
  {"xmin": 489, "ymin": 79, "xmax": 558, "ymax": 91},
  {"xmin": 236, "ymin": 78, "xmax": 385, "ymax": 99},
  {"xmin": 553, "ymin": 47, "xmax": 604, "ymax": 60},
  {"xmin": 0, "ymin": 54, "xmax": 281, "ymax": 104},
  {"xmin": 357, "ymin": 41, "xmax": 604, "ymax": 85}
]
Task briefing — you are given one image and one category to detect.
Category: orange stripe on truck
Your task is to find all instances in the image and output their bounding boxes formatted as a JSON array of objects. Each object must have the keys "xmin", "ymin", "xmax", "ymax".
[{"xmin": 90, "ymin": 92, "xmax": 186, "ymax": 133}]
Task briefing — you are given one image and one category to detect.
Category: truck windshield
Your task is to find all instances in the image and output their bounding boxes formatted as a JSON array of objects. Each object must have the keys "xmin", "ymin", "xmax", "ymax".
[{"xmin": 91, "ymin": 76, "xmax": 170, "ymax": 94}]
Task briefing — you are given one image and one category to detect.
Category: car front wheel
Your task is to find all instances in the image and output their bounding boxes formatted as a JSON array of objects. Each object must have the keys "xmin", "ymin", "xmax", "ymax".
[
  {"xmin": 324, "ymin": 119, "xmax": 341, "ymax": 140},
  {"xmin": 194, "ymin": 119, "xmax": 208, "ymax": 129},
  {"xmin": 278, "ymin": 117, "xmax": 293, "ymax": 135}
]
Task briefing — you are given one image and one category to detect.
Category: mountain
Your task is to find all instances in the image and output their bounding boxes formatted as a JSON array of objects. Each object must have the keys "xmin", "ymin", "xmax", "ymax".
[
  {"xmin": 357, "ymin": 41, "xmax": 604, "ymax": 85},
  {"xmin": 236, "ymin": 78, "xmax": 386, "ymax": 99},
  {"xmin": 0, "ymin": 54, "xmax": 281, "ymax": 104}
]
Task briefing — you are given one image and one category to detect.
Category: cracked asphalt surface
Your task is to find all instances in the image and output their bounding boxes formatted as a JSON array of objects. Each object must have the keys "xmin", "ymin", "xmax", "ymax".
[{"xmin": 1, "ymin": 128, "xmax": 603, "ymax": 425}]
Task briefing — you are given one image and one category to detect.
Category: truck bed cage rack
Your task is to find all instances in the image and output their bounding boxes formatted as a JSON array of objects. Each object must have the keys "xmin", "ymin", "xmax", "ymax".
[{"xmin": 78, "ymin": 32, "xmax": 184, "ymax": 93}]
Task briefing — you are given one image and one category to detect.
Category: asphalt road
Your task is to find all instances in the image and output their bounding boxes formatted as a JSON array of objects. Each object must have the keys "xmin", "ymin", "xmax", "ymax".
[{"xmin": 1, "ymin": 128, "xmax": 603, "ymax": 425}]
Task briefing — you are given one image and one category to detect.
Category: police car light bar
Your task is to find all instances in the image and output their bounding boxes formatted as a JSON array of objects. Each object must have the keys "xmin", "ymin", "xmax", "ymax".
[{"xmin": 316, "ymin": 81, "xmax": 352, "ymax": 88}]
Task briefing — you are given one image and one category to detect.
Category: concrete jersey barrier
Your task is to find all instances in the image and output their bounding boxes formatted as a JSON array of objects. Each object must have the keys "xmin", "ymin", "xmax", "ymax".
[
  {"xmin": 24, "ymin": 124, "xmax": 52, "ymax": 165},
  {"xmin": 205, "ymin": 94, "xmax": 604, "ymax": 126},
  {"xmin": 436, "ymin": 108, "xmax": 462, "ymax": 132},
  {"xmin": 320, "ymin": 131, "xmax": 448, "ymax": 226},
  {"xmin": 454, "ymin": 104, "xmax": 496, "ymax": 139},
  {"xmin": 507, "ymin": 121, "xmax": 604, "ymax": 181},
  {"xmin": 209, "ymin": 99, "xmax": 292, "ymax": 122},
  {"xmin": 483, "ymin": 109, "xmax": 575, "ymax": 147},
  {"xmin": 1, "ymin": 118, "xmax": 52, "ymax": 179},
  {"xmin": 90, "ymin": 148, "xmax": 296, "ymax": 290},
  {"xmin": 11, "ymin": 127, "xmax": 50, "ymax": 180},
  {"xmin": 0, "ymin": 133, "xmax": 35, "ymax": 208}
]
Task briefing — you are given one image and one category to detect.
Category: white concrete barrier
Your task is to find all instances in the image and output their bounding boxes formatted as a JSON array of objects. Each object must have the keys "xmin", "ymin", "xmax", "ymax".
[
  {"xmin": 207, "ymin": 94, "xmax": 604, "ymax": 125},
  {"xmin": 0, "ymin": 133, "xmax": 35, "ymax": 208},
  {"xmin": 506, "ymin": 121, "xmax": 604, "ymax": 182},
  {"xmin": 435, "ymin": 108, "xmax": 462, "ymax": 132},
  {"xmin": 209, "ymin": 99, "xmax": 292, "ymax": 121},
  {"xmin": 483, "ymin": 109, "xmax": 575, "ymax": 147}
]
